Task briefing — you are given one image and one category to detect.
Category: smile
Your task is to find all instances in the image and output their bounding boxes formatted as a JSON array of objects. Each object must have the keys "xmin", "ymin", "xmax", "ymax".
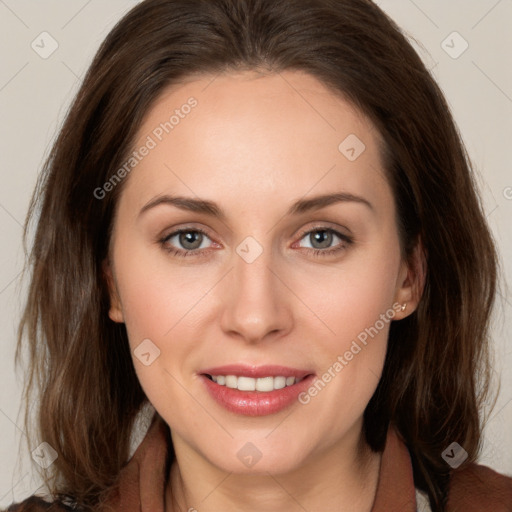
[{"xmin": 199, "ymin": 364, "xmax": 316, "ymax": 416}]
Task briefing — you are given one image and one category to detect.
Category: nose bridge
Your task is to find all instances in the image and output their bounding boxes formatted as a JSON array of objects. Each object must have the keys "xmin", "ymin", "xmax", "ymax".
[{"xmin": 219, "ymin": 235, "xmax": 291, "ymax": 342}]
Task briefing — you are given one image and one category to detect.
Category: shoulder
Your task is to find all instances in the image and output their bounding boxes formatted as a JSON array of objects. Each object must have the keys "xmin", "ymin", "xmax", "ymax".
[
  {"xmin": 447, "ymin": 462, "xmax": 512, "ymax": 511},
  {"xmin": 4, "ymin": 496, "xmax": 76, "ymax": 512}
]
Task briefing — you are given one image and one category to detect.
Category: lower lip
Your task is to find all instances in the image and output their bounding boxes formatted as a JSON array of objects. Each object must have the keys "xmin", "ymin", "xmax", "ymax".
[{"xmin": 200, "ymin": 374, "xmax": 316, "ymax": 416}]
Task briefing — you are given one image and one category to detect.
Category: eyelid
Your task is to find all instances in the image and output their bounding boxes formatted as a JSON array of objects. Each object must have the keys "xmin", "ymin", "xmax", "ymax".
[
  {"xmin": 160, "ymin": 223, "xmax": 215, "ymax": 241},
  {"xmin": 295, "ymin": 221, "xmax": 352, "ymax": 238}
]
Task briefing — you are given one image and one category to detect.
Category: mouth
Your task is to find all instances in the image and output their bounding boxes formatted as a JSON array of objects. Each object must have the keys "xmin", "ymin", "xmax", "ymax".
[{"xmin": 199, "ymin": 364, "xmax": 316, "ymax": 416}]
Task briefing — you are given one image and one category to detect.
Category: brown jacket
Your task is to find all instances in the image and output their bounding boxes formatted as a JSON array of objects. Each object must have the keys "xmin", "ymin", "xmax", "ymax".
[{"xmin": 6, "ymin": 414, "xmax": 512, "ymax": 511}]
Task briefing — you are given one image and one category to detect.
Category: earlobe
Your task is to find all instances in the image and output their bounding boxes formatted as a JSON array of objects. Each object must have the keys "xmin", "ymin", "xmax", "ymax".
[
  {"xmin": 394, "ymin": 238, "xmax": 427, "ymax": 320},
  {"xmin": 102, "ymin": 258, "xmax": 124, "ymax": 323}
]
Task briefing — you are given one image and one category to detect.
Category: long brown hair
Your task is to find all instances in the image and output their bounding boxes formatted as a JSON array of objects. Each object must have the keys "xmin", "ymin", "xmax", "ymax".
[{"xmin": 17, "ymin": 0, "xmax": 498, "ymax": 510}]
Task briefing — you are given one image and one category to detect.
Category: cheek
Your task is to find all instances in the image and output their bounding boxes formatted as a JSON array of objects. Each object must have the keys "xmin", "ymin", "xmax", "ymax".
[
  {"xmin": 291, "ymin": 238, "xmax": 400, "ymax": 421},
  {"xmin": 110, "ymin": 237, "xmax": 225, "ymax": 412},
  {"xmin": 113, "ymin": 237, "xmax": 214, "ymax": 344},
  {"xmin": 112, "ymin": 243, "xmax": 215, "ymax": 419},
  {"xmin": 300, "ymin": 236, "xmax": 400, "ymax": 343}
]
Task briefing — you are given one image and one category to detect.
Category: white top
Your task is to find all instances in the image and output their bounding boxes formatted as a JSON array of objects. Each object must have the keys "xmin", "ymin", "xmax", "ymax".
[{"xmin": 415, "ymin": 488, "xmax": 432, "ymax": 511}]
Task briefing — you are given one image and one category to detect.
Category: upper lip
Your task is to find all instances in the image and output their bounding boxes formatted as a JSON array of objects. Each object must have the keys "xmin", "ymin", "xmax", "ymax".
[{"xmin": 200, "ymin": 364, "xmax": 314, "ymax": 379}]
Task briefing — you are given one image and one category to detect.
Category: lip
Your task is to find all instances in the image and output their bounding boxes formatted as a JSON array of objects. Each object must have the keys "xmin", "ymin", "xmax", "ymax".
[{"xmin": 199, "ymin": 365, "xmax": 316, "ymax": 417}]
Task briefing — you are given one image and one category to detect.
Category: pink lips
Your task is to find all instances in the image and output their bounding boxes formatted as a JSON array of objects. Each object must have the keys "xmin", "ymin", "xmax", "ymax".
[{"xmin": 199, "ymin": 364, "xmax": 315, "ymax": 416}]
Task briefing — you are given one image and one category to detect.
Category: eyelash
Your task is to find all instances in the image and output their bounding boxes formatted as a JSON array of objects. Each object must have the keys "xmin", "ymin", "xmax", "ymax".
[{"xmin": 159, "ymin": 226, "xmax": 354, "ymax": 259}]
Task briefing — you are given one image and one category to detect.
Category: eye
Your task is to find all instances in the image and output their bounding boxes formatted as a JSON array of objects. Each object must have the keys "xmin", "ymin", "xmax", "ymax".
[
  {"xmin": 295, "ymin": 227, "xmax": 353, "ymax": 257},
  {"xmin": 159, "ymin": 228, "xmax": 215, "ymax": 257}
]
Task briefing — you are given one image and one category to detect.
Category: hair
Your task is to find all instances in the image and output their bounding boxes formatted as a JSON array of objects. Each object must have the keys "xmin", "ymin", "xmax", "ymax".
[{"xmin": 16, "ymin": 0, "xmax": 499, "ymax": 511}]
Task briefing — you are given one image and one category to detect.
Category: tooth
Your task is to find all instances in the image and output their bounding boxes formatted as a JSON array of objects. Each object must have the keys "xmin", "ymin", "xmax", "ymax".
[
  {"xmin": 256, "ymin": 376, "xmax": 274, "ymax": 392},
  {"xmin": 210, "ymin": 374, "xmax": 302, "ymax": 391},
  {"xmin": 237, "ymin": 376, "xmax": 256, "ymax": 391},
  {"xmin": 225, "ymin": 375, "xmax": 237, "ymax": 388},
  {"xmin": 273, "ymin": 376, "xmax": 286, "ymax": 389}
]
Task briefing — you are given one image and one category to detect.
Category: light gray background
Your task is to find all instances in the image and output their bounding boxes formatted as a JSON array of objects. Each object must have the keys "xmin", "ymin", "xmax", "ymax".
[{"xmin": 1, "ymin": 0, "xmax": 511, "ymax": 506}]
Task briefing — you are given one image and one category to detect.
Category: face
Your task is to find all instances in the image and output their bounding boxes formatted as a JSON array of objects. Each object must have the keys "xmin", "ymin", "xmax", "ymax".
[{"xmin": 105, "ymin": 70, "xmax": 419, "ymax": 476}]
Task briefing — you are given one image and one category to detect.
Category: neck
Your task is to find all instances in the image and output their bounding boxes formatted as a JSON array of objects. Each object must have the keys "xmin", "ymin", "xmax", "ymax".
[{"xmin": 165, "ymin": 426, "xmax": 382, "ymax": 512}]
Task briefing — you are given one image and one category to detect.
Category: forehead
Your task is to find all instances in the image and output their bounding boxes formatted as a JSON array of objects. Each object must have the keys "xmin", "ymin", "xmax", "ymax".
[{"xmin": 119, "ymin": 70, "xmax": 390, "ymax": 218}]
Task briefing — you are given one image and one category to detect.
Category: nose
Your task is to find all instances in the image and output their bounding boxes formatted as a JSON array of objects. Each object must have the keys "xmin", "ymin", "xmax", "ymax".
[{"xmin": 219, "ymin": 242, "xmax": 293, "ymax": 345}]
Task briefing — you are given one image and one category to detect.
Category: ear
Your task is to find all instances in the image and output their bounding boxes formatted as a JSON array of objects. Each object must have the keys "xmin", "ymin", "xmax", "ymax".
[
  {"xmin": 393, "ymin": 237, "xmax": 427, "ymax": 320},
  {"xmin": 102, "ymin": 258, "xmax": 124, "ymax": 323}
]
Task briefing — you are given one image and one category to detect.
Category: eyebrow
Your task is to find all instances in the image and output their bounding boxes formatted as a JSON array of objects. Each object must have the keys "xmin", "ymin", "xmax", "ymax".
[{"xmin": 138, "ymin": 192, "xmax": 373, "ymax": 220}]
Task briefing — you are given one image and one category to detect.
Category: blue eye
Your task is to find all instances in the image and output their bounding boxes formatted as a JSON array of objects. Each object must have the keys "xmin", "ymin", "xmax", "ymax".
[
  {"xmin": 160, "ymin": 228, "xmax": 213, "ymax": 257},
  {"xmin": 296, "ymin": 228, "xmax": 353, "ymax": 257}
]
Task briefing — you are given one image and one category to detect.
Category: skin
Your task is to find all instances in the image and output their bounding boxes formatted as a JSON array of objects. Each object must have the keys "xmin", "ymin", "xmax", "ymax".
[{"xmin": 105, "ymin": 70, "xmax": 424, "ymax": 512}]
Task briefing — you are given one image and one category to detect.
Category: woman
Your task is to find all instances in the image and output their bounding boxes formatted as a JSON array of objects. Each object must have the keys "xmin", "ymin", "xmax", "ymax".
[{"xmin": 7, "ymin": 0, "xmax": 512, "ymax": 511}]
